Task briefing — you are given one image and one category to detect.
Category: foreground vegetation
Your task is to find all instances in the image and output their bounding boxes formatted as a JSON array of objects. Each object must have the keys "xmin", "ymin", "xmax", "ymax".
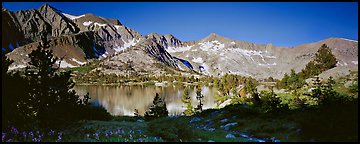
[{"xmin": 3, "ymin": 70, "xmax": 357, "ymax": 142}]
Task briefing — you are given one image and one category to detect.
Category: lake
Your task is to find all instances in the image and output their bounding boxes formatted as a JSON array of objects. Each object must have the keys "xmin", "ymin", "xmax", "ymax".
[{"xmin": 73, "ymin": 85, "xmax": 218, "ymax": 116}]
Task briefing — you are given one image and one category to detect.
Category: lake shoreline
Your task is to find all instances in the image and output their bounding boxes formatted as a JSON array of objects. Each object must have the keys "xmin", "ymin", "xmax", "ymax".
[
  {"xmin": 74, "ymin": 81, "xmax": 211, "ymax": 87},
  {"xmin": 73, "ymin": 84, "xmax": 218, "ymax": 116}
]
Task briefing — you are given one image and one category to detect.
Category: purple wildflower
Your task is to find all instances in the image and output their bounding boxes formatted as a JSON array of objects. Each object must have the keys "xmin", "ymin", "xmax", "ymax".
[
  {"xmin": 6, "ymin": 138, "xmax": 12, "ymax": 142},
  {"xmin": 48, "ymin": 129, "xmax": 55, "ymax": 136},
  {"xmin": 29, "ymin": 131, "xmax": 34, "ymax": 137},
  {"xmin": 22, "ymin": 131, "xmax": 27, "ymax": 140},
  {"xmin": 86, "ymin": 134, "xmax": 90, "ymax": 138},
  {"xmin": 2, "ymin": 132, "xmax": 6, "ymax": 141},
  {"xmin": 57, "ymin": 132, "xmax": 62, "ymax": 142},
  {"xmin": 11, "ymin": 127, "xmax": 19, "ymax": 135},
  {"xmin": 94, "ymin": 132, "xmax": 99, "ymax": 140},
  {"xmin": 38, "ymin": 133, "xmax": 44, "ymax": 141}
]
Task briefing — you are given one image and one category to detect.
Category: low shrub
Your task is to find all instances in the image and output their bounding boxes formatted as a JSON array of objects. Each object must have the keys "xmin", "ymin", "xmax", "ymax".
[{"xmin": 146, "ymin": 117, "xmax": 194, "ymax": 141}]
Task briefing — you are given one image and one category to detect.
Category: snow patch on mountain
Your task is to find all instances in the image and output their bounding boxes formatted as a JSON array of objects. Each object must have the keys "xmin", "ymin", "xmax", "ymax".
[
  {"xmin": 199, "ymin": 40, "xmax": 225, "ymax": 51},
  {"xmin": 233, "ymin": 48, "xmax": 263, "ymax": 57},
  {"xmin": 94, "ymin": 22, "xmax": 107, "ymax": 27},
  {"xmin": 228, "ymin": 70, "xmax": 251, "ymax": 77},
  {"xmin": 258, "ymin": 62, "xmax": 277, "ymax": 67},
  {"xmin": 266, "ymin": 55, "xmax": 277, "ymax": 58},
  {"xmin": 57, "ymin": 60, "xmax": 75, "ymax": 68},
  {"xmin": 199, "ymin": 63, "xmax": 210, "ymax": 75},
  {"xmin": 100, "ymin": 52, "xmax": 109, "ymax": 58},
  {"xmin": 8, "ymin": 64, "xmax": 26, "ymax": 71},
  {"xmin": 71, "ymin": 58, "xmax": 86, "ymax": 65},
  {"xmin": 167, "ymin": 45, "xmax": 193, "ymax": 53},
  {"xmin": 62, "ymin": 13, "xmax": 85, "ymax": 20},
  {"xmin": 123, "ymin": 38, "xmax": 139, "ymax": 49},
  {"xmin": 352, "ymin": 61, "xmax": 358, "ymax": 65},
  {"xmin": 192, "ymin": 57, "xmax": 203, "ymax": 63},
  {"xmin": 83, "ymin": 21, "xmax": 93, "ymax": 26},
  {"xmin": 114, "ymin": 38, "xmax": 140, "ymax": 53},
  {"xmin": 114, "ymin": 25, "xmax": 121, "ymax": 29},
  {"xmin": 341, "ymin": 38, "xmax": 358, "ymax": 43}
]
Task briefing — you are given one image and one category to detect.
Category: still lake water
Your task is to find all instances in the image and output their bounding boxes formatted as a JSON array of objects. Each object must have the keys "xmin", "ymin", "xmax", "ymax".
[{"xmin": 73, "ymin": 85, "xmax": 218, "ymax": 116}]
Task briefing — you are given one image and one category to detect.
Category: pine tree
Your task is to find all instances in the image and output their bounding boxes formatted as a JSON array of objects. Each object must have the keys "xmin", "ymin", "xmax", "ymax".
[
  {"xmin": 277, "ymin": 73, "xmax": 290, "ymax": 89},
  {"xmin": 314, "ymin": 44, "xmax": 337, "ymax": 72},
  {"xmin": 245, "ymin": 79, "xmax": 260, "ymax": 105},
  {"xmin": 21, "ymin": 35, "xmax": 90, "ymax": 128},
  {"xmin": 194, "ymin": 86, "xmax": 204, "ymax": 113},
  {"xmin": 182, "ymin": 87, "xmax": 194, "ymax": 116},
  {"xmin": 2, "ymin": 54, "xmax": 29, "ymax": 129},
  {"xmin": 144, "ymin": 93, "xmax": 169, "ymax": 121},
  {"xmin": 311, "ymin": 76, "xmax": 323, "ymax": 102},
  {"xmin": 300, "ymin": 44, "xmax": 337, "ymax": 79}
]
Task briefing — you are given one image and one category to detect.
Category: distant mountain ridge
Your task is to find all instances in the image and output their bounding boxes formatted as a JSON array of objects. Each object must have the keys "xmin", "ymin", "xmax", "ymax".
[{"xmin": 3, "ymin": 4, "xmax": 358, "ymax": 80}]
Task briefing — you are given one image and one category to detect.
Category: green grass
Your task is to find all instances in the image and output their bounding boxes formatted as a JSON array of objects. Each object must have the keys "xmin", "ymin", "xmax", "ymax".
[
  {"xmin": 193, "ymin": 129, "xmax": 250, "ymax": 142},
  {"xmin": 62, "ymin": 120, "xmax": 151, "ymax": 142},
  {"xmin": 63, "ymin": 61, "xmax": 100, "ymax": 74},
  {"xmin": 334, "ymin": 83, "xmax": 353, "ymax": 96}
]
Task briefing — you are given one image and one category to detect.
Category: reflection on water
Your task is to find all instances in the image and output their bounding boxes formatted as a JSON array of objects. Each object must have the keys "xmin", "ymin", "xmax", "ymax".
[{"xmin": 73, "ymin": 85, "xmax": 218, "ymax": 116}]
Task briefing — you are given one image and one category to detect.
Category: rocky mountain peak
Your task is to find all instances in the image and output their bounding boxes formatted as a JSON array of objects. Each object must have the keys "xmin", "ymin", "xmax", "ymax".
[
  {"xmin": 145, "ymin": 33, "xmax": 183, "ymax": 48},
  {"xmin": 323, "ymin": 37, "xmax": 358, "ymax": 43},
  {"xmin": 163, "ymin": 34, "xmax": 175, "ymax": 39},
  {"xmin": 38, "ymin": 3, "xmax": 62, "ymax": 14},
  {"xmin": 200, "ymin": 33, "xmax": 231, "ymax": 43},
  {"xmin": 146, "ymin": 33, "xmax": 162, "ymax": 39},
  {"xmin": 206, "ymin": 33, "xmax": 224, "ymax": 39},
  {"xmin": 81, "ymin": 14, "xmax": 122, "ymax": 25}
]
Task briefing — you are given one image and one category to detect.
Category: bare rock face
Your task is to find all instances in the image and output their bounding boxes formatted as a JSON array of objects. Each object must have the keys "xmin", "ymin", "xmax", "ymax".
[
  {"xmin": 145, "ymin": 33, "xmax": 184, "ymax": 48},
  {"xmin": 37, "ymin": 4, "xmax": 80, "ymax": 37},
  {"xmin": 6, "ymin": 31, "xmax": 105, "ymax": 69},
  {"xmin": 3, "ymin": 3, "xmax": 145, "ymax": 69},
  {"xmin": 2, "ymin": 8, "xmax": 26, "ymax": 52},
  {"xmin": 168, "ymin": 33, "xmax": 358, "ymax": 80},
  {"xmin": 13, "ymin": 9, "xmax": 52, "ymax": 44},
  {"xmin": 99, "ymin": 38, "xmax": 185, "ymax": 76},
  {"xmin": 71, "ymin": 13, "xmax": 144, "ymax": 57}
]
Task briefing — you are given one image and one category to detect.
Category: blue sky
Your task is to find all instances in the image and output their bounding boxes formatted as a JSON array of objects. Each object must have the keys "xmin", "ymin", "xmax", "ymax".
[{"xmin": 2, "ymin": 2, "xmax": 358, "ymax": 47}]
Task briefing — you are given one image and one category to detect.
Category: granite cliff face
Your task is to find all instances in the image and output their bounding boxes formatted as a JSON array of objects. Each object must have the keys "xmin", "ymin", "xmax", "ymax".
[
  {"xmin": 99, "ymin": 38, "xmax": 188, "ymax": 76},
  {"xmin": 140, "ymin": 32, "xmax": 358, "ymax": 79},
  {"xmin": 2, "ymin": 8, "xmax": 27, "ymax": 52},
  {"xmin": 3, "ymin": 4, "xmax": 358, "ymax": 80},
  {"xmin": 3, "ymin": 4, "xmax": 145, "ymax": 68}
]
